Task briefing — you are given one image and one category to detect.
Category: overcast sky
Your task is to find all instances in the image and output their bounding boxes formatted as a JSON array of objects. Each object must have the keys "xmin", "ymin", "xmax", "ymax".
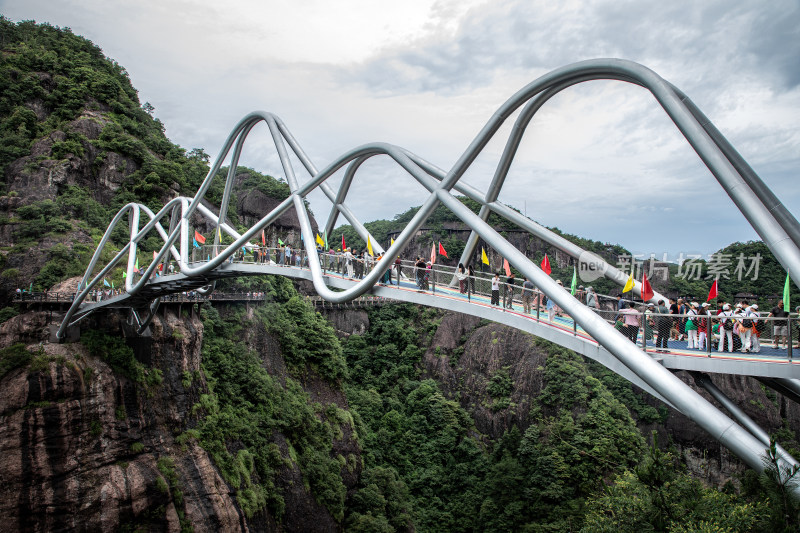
[{"xmin": 3, "ymin": 0, "xmax": 799, "ymax": 260}]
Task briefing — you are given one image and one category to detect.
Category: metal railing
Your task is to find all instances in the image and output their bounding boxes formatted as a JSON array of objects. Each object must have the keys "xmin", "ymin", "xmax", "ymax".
[
  {"xmin": 12, "ymin": 290, "xmax": 267, "ymax": 305},
  {"xmin": 174, "ymin": 247, "xmax": 800, "ymax": 359}
]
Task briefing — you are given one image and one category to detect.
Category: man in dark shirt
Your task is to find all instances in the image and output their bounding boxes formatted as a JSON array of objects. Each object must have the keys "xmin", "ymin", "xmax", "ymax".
[
  {"xmin": 768, "ymin": 301, "xmax": 789, "ymax": 349},
  {"xmin": 655, "ymin": 299, "xmax": 671, "ymax": 351}
]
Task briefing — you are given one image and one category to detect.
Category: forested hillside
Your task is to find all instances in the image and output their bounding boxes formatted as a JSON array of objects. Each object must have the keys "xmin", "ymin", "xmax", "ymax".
[{"xmin": 337, "ymin": 303, "xmax": 790, "ymax": 532}]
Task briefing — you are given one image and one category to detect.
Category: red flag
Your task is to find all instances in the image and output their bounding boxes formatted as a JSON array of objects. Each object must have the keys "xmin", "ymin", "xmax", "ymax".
[
  {"xmin": 706, "ymin": 280, "xmax": 718, "ymax": 301},
  {"xmin": 503, "ymin": 258, "xmax": 511, "ymax": 277},
  {"xmin": 261, "ymin": 229, "xmax": 265, "ymax": 245},
  {"xmin": 194, "ymin": 230, "xmax": 206, "ymax": 245},
  {"xmin": 641, "ymin": 271, "xmax": 654, "ymax": 302},
  {"xmin": 341, "ymin": 234, "xmax": 346, "ymax": 251},
  {"xmin": 541, "ymin": 254, "xmax": 551, "ymax": 275},
  {"xmin": 438, "ymin": 242, "xmax": 448, "ymax": 258},
  {"xmin": 430, "ymin": 242, "xmax": 436, "ymax": 264}
]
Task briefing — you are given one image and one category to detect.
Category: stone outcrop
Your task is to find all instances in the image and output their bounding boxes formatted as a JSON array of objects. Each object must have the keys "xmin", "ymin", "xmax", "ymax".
[
  {"xmin": 0, "ymin": 311, "xmax": 247, "ymax": 532},
  {"xmin": 0, "ymin": 306, "xmax": 361, "ymax": 532}
]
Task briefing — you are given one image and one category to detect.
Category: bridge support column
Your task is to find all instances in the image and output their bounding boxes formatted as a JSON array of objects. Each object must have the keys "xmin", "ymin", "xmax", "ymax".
[{"xmin": 49, "ymin": 323, "xmax": 79, "ymax": 343}]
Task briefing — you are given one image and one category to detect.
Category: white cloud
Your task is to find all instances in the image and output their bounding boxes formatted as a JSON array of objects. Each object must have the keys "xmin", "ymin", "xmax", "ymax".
[{"xmin": 1, "ymin": 0, "xmax": 798, "ymax": 258}]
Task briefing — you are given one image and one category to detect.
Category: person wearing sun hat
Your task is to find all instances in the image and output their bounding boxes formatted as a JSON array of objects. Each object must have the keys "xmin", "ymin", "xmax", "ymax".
[
  {"xmin": 718, "ymin": 303, "xmax": 734, "ymax": 352},
  {"xmin": 739, "ymin": 303, "xmax": 757, "ymax": 353},
  {"xmin": 749, "ymin": 303, "xmax": 761, "ymax": 352}
]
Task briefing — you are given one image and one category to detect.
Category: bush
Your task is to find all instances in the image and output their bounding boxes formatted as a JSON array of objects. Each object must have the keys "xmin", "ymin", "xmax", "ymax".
[
  {"xmin": 0, "ymin": 306, "xmax": 18, "ymax": 323},
  {"xmin": 0, "ymin": 343, "xmax": 32, "ymax": 378}
]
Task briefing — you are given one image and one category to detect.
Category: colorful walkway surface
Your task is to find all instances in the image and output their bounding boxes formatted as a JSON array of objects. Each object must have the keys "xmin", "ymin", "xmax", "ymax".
[{"xmin": 318, "ymin": 267, "xmax": 799, "ymax": 367}]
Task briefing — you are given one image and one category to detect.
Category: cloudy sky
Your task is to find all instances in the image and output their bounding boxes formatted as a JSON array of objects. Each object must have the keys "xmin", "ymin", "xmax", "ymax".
[{"xmin": 3, "ymin": 0, "xmax": 799, "ymax": 261}]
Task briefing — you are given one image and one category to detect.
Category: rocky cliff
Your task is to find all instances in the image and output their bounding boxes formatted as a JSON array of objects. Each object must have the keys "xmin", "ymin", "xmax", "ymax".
[{"xmin": 0, "ymin": 303, "xmax": 360, "ymax": 532}]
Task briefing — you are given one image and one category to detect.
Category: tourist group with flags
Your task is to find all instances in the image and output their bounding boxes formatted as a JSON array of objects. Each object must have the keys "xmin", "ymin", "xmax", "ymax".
[
  {"xmin": 128, "ymin": 225, "xmax": 800, "ymax": 354},
  {"xmin": 609, "ymin": 267, "xmax": 795, "ymax": 354}
]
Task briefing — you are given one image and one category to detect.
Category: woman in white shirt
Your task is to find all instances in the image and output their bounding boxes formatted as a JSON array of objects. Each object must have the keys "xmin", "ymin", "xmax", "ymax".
[
  {"xmin": 491, "ymin": 273, "xmax": 500, "ymax": 306},
  {"xmin": 456, "ymin": 263, "xmax": 468, "ymax": 293}
]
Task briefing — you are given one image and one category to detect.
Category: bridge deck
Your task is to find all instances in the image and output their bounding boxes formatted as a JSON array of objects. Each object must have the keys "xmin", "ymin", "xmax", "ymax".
[{"xmin": 62, "ymin": 261, "xmax": 800, "ymax": 381}]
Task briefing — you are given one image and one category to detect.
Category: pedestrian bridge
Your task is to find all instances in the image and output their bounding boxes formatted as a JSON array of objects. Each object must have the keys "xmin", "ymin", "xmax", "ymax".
[{"xmin": 56, "ymin": 59, "xmax": 800, "ymax": 483}]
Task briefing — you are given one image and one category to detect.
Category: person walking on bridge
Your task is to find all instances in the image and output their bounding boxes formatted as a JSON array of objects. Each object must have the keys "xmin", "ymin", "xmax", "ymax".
[
  {"xmin": 457, "ymin": 263, "xmax": 468, "ymax": 294},
  {"xmin": 415, "ymin": 257, "xmax": 426, "ymax": 290},
  {"xmin": 491, "ymin": 272, "xmax": 501, "ymax": 306},
  {"xmin": 619, "ymin": 302, "xmax": 640, "ymax": 344},
  {"xmin": 718, "ymin": 304, "xmax": 735, "ymax": 353},
  {"xmin": 739, "ymin": 303, "xmax": 757, "ymax": 353},
  {"xmin": 344, "ymin": 248, "xmax": 354, "ymax": 278},
  {"xmin": 698, "ymin": 303, "xmax": 710, "ymax": 350},
  {"xmin": 521, "ymin": 277, "xmax": 535, "ymax": 313},
  {"xmin": 768, "ymin": 301, "xmax": 789, "ymax": 349},
  {"xmin": 504, "ymin": 272, "xmax": 516, "ymax": 309},
  {"xmin": 585, "ymin": 286, "xmax": 598, "ymax": 313},
  {"xmin": 686, "ymin": 302, "xmax": 699, "ymax": 349},
  {"xmin": 655, "ymin": 299, "xmax": 670, "ymax": 351}
]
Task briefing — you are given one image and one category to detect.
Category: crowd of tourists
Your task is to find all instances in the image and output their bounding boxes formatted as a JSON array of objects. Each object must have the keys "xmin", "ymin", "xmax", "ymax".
[
  {"xmin": 28, "ymin": 238, "xmax": 796, "ymax": 353},
  {"xmin": 610, "ymin": 297, "xmax": 800, "ymax": 352}
]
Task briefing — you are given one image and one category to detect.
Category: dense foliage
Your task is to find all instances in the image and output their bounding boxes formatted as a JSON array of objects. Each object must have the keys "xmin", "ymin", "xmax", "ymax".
[
  {"xmin": 0, "ymin": 18, "xmax": 209, "ymax": 204},
  {"xmin": 191, "ymin": 276, "xmax": 350, "ymax": 521},
  {"xmin": 338, "ymin": 304, "xmax": 795, "ymax": 531}
]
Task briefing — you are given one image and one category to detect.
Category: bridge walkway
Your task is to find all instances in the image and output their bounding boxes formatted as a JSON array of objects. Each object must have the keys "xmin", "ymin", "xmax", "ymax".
[{"xmin": 60, "ymin": 258, "xmax": 800, "ymax": 384}]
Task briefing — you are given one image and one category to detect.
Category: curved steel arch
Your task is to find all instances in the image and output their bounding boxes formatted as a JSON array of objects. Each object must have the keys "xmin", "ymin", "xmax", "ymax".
[{"xmin": 58, "ymin": 59, "xmax": 800, "ymax": 482}]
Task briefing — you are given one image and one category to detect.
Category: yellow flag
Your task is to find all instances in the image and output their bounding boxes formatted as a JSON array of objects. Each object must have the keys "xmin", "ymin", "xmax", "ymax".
[
  {"xmin": 622, "ymin": 273, "xmax": 634, "ymax": 293},
  {"xmin": 391, "ymin": 237, "xmax": 395, "ymax": 247},
  {"xmin": 218, "ymin": 227, "xmax": 222, "ymax": 241},
  {"xmin": 481, "ymin": 247, "xmax": 489, "ymax": 265},
  {"xmin": 367, "ymin": 236, "xmax": 374, "ymax": 257},
  {"xmin": 315, "ymin": 233, "xmax": 324, "ymax": 247}
]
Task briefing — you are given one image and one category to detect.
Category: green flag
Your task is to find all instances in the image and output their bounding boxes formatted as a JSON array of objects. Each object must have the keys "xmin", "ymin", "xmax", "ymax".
[
  {"xmin": 323, "ymin": 230, "xmax": 328, "ymax": 250},
  {"xmin": 29, "ymin": 281, "xmax": 33, "ymax": 293},
  {"xmin": 784, "ymin": 272, "xmax": 791, "ymax": 310},
  {"xmin": 278, "ymin": 238, "xmax": 284, "ymax": 246},
  {"xmin": 570, "ymin": 266, "xmax": 577, "ymax": 296}
]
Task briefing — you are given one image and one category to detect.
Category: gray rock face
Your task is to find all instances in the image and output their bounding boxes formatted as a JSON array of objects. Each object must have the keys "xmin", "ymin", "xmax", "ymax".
[
  {"xmin": 0, "ymin": 312, "xmax": 247, "ymax": 532},
  {"xmin": 0, "ymin": 307, "xmax": 361, "ymax": 532}
]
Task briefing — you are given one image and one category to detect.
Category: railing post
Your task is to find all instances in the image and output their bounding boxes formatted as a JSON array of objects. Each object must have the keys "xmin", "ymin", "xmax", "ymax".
[
  {"xmin": 638, "ymin": 306, "xmax": 645, "ymax": 348},
  {"xmin": 432, "ymin": 269, "xmax": 435, "ymax": 293},
  {"xmin": 707, "ymin": 312, "xmax": 712, "ymax": 357},
  {"xmin": 789, "ymin": 314, "xmax": 793, "ymax": 361},
  {"xmin": 536, "ymin": 290, "xmax": 540, "ymax": 321}
]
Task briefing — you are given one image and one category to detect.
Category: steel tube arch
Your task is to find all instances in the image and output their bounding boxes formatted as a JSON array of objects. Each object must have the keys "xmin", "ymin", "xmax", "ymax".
[{"xmin": 57, "ymin": 59, "xmax": 800, "ymax": 486}]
